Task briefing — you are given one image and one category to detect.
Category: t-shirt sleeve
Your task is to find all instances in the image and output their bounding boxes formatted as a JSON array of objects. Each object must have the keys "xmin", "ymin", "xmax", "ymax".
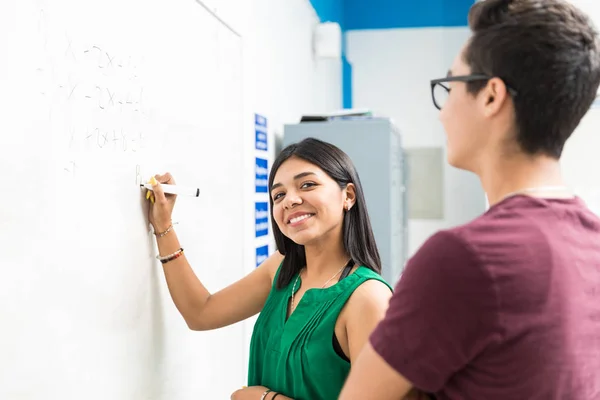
[{"xmin": 369, "ymin": 230, "xmax": 499, "ymax": 392}]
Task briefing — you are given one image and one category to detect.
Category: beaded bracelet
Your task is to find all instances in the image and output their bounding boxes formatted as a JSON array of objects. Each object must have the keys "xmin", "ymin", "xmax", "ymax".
[
  {"xmin": 156, "ymin": 248, "xmax": 184, "ymax": 264},
  {"xmin": 161, "ymin": 250, "xmax": 184, "ymax": 264}
]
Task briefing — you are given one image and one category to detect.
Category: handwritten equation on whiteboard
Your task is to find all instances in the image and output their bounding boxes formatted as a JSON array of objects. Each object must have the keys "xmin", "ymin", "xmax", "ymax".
[{"xmin": 32, "ymin": 8, "xmax": 152, "ymax": 179}]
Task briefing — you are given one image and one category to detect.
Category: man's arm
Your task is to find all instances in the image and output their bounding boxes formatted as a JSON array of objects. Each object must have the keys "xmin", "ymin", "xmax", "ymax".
[{"xmin": 340, "ymin": 230, "xmax": 497, "ymax": 397}]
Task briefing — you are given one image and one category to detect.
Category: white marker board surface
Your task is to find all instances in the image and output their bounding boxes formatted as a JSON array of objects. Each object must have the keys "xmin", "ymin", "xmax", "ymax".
[{"xmin": 0, "ymin": 0, "xmax": 245, "ymax": 398}]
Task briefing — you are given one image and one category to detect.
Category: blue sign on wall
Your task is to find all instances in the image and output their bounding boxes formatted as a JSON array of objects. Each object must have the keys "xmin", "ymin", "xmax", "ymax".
[
  {"xmin": 255, "ymin": 114, "xmax": 267, "ymax": 127},
  {"xmin": 255, "ymin": 157, "xmax": 268, "ymax": 193},
  {"xmin": 256, "ymin": 245, "xmax": 269, "ymax": 267},
  {"xmin": 255, "ymin": 201, "xmax": 269, "ymax": 237},
  {"xmin": 255, "ymin": 114, "xmax": 268, "ymax": 151}
]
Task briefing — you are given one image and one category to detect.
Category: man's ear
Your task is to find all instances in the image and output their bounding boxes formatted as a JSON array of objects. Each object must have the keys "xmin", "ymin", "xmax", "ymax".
[{"xmin": 482, "ymin": 77, "xmax": 509, "ymax": 117}]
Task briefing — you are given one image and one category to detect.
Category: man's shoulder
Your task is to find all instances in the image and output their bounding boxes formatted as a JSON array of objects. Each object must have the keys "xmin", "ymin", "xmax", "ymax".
[
  {"xmin": 411, "ymin": 200, "xmax": 548, "ymax": 279},
  {"xmin": 446, "ymin": 196, "xmax": 552, "ymax": 246},
  {"xmin": 437, "ymin": 196, "xmax": 600, "ymax": 285},
  {"xmin": 405, "ymin": 228, "xmax": 484, "ymax": 283}
]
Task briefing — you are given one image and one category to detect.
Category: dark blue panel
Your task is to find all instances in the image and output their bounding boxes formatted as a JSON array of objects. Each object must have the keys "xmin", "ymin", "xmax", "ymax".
[
  {"xmin": 343, "ymin": 0, "xmax": 474, "ymax": 30},
  {"xmin": 342, "ymin": 55, "xmax": 353, "ymax": 109},
  {"xmin": 256, "ymin": 245, "xmax": 269, "ymax": 267},
  {"xmin": 309, "ymin": 0, "xmax": 473, "ymax": 30},
  {"xmin": 255, "ymin": 202, "xmax": 269, "ymax": 237},
  {"xmin": 309, "ymin": 0, "xmax": 344, "ymax": 29},
  {"xmin": 255, "ymin": 157, "xmax": 268, "ymax": 193}
]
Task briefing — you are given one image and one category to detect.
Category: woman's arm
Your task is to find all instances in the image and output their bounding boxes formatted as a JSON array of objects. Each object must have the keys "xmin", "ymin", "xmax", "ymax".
[
  {"xmin": 159, "ymin": 228, "xmax": 282, "ymax": 330},
  {"xmin": 230, "ymin": 386, "xmax": 293, "ymax": 400},
  {"xmin": 341, "ymin": 281, "xmax": 426, "ymax": 399},
  {"xmin": 342, "ymin": 281, "xmax": 428, "ymax": 399},
  {"xmin": 344, "ymin": 279, "xmax": 393, "ymax": 363},
  {"xmin": 147, "ymin": 173, "xmax": 283, "ymax": 331}
]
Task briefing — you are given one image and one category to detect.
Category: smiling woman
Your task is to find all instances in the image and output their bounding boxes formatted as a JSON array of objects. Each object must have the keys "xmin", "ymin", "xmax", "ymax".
[
  {"xmin": 244, "ymin": 138, "xmax": 393, "ymax": 400},
  {"xmin": 268, "ymin": 138, "xmax": 382, "ymax": 290},
  {"xmin": 145, "ymin": 137, "xmax": 393, "ymax": 400}
]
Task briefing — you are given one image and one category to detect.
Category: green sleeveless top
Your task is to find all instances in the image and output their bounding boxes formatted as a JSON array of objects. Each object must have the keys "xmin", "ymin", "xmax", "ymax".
[{"xmin": 248, "ymin": 265, "xmax": 392, "ymax": 400}]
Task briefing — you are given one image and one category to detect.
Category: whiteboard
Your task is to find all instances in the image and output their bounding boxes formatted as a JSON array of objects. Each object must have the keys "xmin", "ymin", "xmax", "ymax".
[{"xmin": 0, "ymin": 0, "xmax": 245, "ymax": 399}]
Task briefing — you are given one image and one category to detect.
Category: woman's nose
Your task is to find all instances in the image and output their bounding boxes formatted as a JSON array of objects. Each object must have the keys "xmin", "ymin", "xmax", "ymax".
[{"xmin": 283, "ymin": 191, "xmax": 302, "ymax": 209}]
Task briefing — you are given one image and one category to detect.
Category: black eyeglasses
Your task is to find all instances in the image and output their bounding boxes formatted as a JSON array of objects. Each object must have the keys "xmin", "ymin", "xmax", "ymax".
[{"xmin": 430, "ymin": 74, "xmax": 518, "ymax": 110}]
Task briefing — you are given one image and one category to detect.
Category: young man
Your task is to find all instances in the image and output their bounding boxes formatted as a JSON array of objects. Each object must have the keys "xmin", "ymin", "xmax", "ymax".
[{"xmin": 339, "ymin": 0, "xmax": 600, "ymax": 399}]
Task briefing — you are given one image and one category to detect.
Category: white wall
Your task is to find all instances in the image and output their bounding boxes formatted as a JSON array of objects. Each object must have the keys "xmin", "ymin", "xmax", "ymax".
[
  {"xmin": 346, "ymin": 27, "xmax": 486, "ymax": 256},
  {"xmin": 244, "ymin": 0, "xmax": 341, "ymax": 140},
  {"xmin": 241, "ymin": 0, "xmax": 342, "ymax": 261},
  {"xmin": 561, "ymin": 0, "xmax": 600, "ymax": 215}
]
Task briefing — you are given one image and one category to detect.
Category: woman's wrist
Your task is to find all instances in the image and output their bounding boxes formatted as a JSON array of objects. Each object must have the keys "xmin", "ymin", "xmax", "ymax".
[{"xmin": 153, "ymin": 220, "xmax": 172, "ymax": 234}]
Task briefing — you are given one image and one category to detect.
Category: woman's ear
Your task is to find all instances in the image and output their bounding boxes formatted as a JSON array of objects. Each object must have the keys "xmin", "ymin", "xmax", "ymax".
[{"xmin": 344, "ymin": 183, "xmax": 357, "ymax": 211}]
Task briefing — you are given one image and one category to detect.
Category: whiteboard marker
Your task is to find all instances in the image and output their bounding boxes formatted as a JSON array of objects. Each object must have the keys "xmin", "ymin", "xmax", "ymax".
[{"xmin": 140, "ymin": 183, "xmax": 200, "ymax": 197}]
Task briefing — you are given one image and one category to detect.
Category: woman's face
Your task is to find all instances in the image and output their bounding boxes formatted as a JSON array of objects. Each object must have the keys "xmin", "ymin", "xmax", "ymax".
[{"xmin": 270, "ymin": 156, "xmax": 354, "ymax": 246}]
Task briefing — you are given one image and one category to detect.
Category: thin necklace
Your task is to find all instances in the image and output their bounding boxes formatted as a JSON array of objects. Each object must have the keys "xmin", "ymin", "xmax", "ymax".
[
  {"xmin": 499, "ymin": 185, "xmax": 571, "ymax": 202},
  {"xmin": 290, "ymin": 261, "xmax": 349, "ymax": 314}
]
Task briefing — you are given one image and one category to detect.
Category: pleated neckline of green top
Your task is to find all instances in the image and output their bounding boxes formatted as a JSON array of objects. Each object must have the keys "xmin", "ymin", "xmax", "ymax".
[{"xmin": 248, "ymin": 264, "xmax": 391, "ymax": 400}]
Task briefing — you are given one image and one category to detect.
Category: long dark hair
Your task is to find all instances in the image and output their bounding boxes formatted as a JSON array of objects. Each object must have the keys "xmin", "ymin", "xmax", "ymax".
[{"xmin": 269, "ymin": 137, "xmax": 382, "ymax": 289}]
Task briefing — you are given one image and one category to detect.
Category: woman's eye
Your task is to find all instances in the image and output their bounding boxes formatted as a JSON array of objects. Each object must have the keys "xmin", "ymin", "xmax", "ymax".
[
  {"xmin": 301, "ymin": 182, "xmax": 316, "ymax": 189},
  {"xmin": 273, "ymin": 192, "xmax": 284, "ymax": 201}
]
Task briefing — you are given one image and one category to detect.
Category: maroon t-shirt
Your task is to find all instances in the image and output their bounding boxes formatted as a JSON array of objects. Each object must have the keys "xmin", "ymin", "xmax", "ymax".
[{"xmin": 371, "ymin": 195, "xmax": 600, "ymax": 399}]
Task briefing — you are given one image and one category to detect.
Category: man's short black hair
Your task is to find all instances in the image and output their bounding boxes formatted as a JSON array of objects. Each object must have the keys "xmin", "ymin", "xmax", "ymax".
[{"xmin": 465, "ymin": 0, "xmax": 600, "ymax": 158}]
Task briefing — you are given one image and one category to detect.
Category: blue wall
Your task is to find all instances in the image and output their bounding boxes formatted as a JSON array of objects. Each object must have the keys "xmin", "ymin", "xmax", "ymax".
[
  {"xmin": 310, "ymin": 0, "xmax": 474, "ymax": 29},
  {"xmin": 308, "ymin": 0, "xmax": 474, "ymax": 108},
  {"xmin": 343, "ymin": 0, "xmax": 473, "ymax": 30},
  {"xmin": 310, "ymin": 0, "xmax": 345, "ymax": 29}
]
